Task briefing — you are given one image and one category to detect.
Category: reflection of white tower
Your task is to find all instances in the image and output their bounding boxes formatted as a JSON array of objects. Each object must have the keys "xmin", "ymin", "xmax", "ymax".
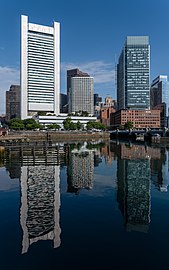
[
  {"xmin": 160, "ymin": 150, "xmax": 169, "ymax": 192},
  {"xmin": 68, "ymin": 143, "xmax": 94, "ymax": 192},
  {"xmin": 20, "ymin": 165, "xmax": 61, "ymax": 254}
]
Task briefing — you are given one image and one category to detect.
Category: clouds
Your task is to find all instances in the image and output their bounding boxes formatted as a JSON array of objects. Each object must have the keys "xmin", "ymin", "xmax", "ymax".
[
  {"xmin": 61, "ymin": 60, "xmax": 115, "ymax": 83},
  {"xmin": 0, "ymin": 60, "xmax": 115, "ymax": 115},
  {"xmin": 61, "ymin": 60, "xmax": 116, "ymax": 97},
  {"xmin": 0, "ymin": 66, "xmax": 20, "ymax": 115}
]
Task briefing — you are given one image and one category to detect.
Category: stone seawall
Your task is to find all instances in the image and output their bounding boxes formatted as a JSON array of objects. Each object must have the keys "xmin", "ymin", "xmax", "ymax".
[{"xmin": 0, "ymin": 131, "xmax": 110, "ymax": 142}]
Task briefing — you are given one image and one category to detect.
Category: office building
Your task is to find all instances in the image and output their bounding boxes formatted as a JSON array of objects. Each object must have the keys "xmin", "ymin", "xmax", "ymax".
[
  {"xmin": 104, "ymin": 96, "xmax": 117, "ymax": 108},
  {"xmin": 111, "ymin": 109, "xmax": 160, "ymax": 129},
  {"xmin": 117, "ymin": 36, "xmax": 150, "ymax": 110},
  {"xmin": 100, "ymin": 107, "xmax": 116, "ymax": 127},
  {"xmin": 94, "ymin": 93, "xmax": 102, "ymax": 106},
  {"xmin": 93, "ymin": 94, "xmax": 103, "ymax": 119},
  {"xmin": 150, "ymin": 75, "xmax": 169, "ymax": 128},
  {"xmin": 60, "ymin": 93, "xmax": 68, "ymax": 113},
  {"xmin": 68, "ymin": 75, "xmax": 94, "ymax": 115},
  {"xmin": 6, "ymin": 85, "xmax": 21, "ymax": 121},
  {"xmin": 67, "ymin": 68, "xmax": 90, "ymax": 99},
  {"xmin": 21, "ymin": 15, "xmax": 60, "ymax": 119}
]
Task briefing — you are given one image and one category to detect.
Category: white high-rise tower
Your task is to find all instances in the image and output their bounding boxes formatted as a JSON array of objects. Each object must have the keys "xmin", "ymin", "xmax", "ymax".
[{"xmin": 21, "ymin": 15, "xmax": 60, "ymax": 119}]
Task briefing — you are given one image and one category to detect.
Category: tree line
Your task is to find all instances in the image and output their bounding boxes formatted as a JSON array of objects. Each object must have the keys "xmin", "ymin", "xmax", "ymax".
[{"xmin": 8, "ymin": 118, "xmax": 107, "ymax": 131}]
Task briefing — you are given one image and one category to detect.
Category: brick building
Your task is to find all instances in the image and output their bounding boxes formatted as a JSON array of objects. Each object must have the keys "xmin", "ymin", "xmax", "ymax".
[
  {"xmin": 100, "ymin": 107, "xmax": 116, "ymax": 127},
  {"xmin": 111, "ymin": 109, "xmax": 160, "ymax": 129}
]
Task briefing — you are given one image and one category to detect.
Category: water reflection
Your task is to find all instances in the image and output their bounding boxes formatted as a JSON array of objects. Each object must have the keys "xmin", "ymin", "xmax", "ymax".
[
  {"xmin": 67, "ymin": 142, "xmax": 94, "ymax": 194},
  {"xmin": 17, "ymin": 145, "xmax": 67, "ymax": 254},
  {"xmin": 116, "ymin": 144, "xmax": 151, "ymax": 233},
  {"xmin": 151, "ymin": 148, "xmax": 169, "ymax": 192},
  {"xmin": 20, "ymin": 165, "xmax": 61, "ymax": 253},
  {"xmin": 0, "ymin": 141, "xmax": 169, "ymax": 257}
]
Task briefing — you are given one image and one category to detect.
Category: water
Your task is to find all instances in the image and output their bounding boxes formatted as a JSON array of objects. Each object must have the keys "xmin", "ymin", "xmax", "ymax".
[{"xmin": 0, "ymin": 141, "xmax": 169, "ymax": 270}]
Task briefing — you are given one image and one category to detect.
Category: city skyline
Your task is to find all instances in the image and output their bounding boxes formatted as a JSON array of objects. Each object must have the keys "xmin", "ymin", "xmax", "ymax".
[{"xmin": 1, "ymin": 0, "xmax": 169, "ymax": 114}]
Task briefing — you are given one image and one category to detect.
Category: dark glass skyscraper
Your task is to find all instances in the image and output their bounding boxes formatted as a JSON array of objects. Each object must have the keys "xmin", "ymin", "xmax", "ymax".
[
  {"xmin": 150, "ymin": 75, "xmax": 169, "ymax": 128},
  {"xmin": 117, "ymin": 36, "xmax": 150, "ymax": 110}
]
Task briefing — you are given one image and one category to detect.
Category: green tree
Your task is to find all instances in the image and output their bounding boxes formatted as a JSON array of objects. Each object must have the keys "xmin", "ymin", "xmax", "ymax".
[
  {"xmin": 124, "ymin": 121, "xmax": 133, "ymax": 130},
  {"xmin": 69, "ymin": 122, "xmax": 77, "ymax": 130},
  {"xmin": 37, "ymin": 111, "xmax": 47, "ymax": 116},
  {"xmin": 119, "ymin": 125, "xmax": 124, "ymax": 130},
  {"xmin": 52, "ymin": 124, "xmax": 60, "ymax": 130},
  {"xmin": 86, "ymin": 121, "xmax": 94, "ymax": 130},
  {"xmin": 81, "ymin": 111, "xmax": 89, "ymax": 117},
  {"xmin": 9, "ymin": 118, "xmax": 24, "ymax": 130},
  {"xmin": 86, "ymin": 121, "xmax": 106, "ymax": 130},
  {"xmin": 23, "ymin": 119, "xmax": 39, "ymax": 130},
  {"xmin": 63, "ymin": 117, "xmax": 72, "ymax": 130},
  {"xmin": 76, "ymin": 120, "xmax": 83, "ymax": 130},
  {"xmin": 46, "ymin": 124, "xmax": 60, "ymax": 130}
]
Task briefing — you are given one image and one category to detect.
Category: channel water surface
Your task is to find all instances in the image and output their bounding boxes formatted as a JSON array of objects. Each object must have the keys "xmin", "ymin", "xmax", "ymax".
[{"xmin": 0, "ymin": 141, "xmax": 169, "ymax": 270}]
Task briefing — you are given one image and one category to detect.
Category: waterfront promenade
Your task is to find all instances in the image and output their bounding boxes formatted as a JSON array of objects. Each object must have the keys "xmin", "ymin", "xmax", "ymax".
[{"xmin": 0, "ymin": 130, "xmax": 110, "ymax": 143}]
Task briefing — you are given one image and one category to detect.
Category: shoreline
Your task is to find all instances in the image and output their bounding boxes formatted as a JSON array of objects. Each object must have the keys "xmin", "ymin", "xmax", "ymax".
[{"xmin": 0, "ymin": 130, "xmax": 110, "ymax": 143}]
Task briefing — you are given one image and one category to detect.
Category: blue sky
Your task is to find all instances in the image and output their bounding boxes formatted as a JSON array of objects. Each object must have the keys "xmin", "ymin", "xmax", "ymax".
[{"xmin": 0, "ymin": 0, "xmax": 169, "ymax": 114}]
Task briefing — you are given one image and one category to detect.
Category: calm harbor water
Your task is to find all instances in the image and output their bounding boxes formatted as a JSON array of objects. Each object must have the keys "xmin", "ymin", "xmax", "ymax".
[{"xmin": 0, "ymin": 141, "xmax": 169, "ymax": 270}]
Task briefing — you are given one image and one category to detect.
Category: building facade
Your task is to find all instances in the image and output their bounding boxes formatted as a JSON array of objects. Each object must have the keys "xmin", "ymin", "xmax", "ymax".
[
  {"xmin": 150, "ymin": 75, "xmax": 169, "ymax": 128},
  {"xmin": 21, "ymin": 15, "xmax": 60, "ymax": 119},
  {"xmin": 67, "ymin": 69, "xmax": 90, "ymax": 99},
  {"xmin": 37, "ymin": 114, "xmax": 97, "ymax": 128},
  {"xmin": 104, "ymin": 96, "xmax": 117, "ymax": 108},
  {"xmin": 100, "ymin": 107, "xmax": 116, "ymax": 127},
  {"xmin": 6, "ymin": 85, "xmax": 21, "ymax": 121},
  {"xmin": 60, "ymin": 93, "xmax": 68, "ymax": 113},
  {"xmin": 94, "ymin": 93, "xmax": 102, "ymax": 106},
  {"xmin": 117, "ymin": 36, "xmax": 150, "ymax": 110},
  {"xmin": 112, "ymin": 109, "xmax": 160, "ymax": 129},
  {"xmin": 69, "ymin": 76, "xmax": 94, "ymax": 115}
]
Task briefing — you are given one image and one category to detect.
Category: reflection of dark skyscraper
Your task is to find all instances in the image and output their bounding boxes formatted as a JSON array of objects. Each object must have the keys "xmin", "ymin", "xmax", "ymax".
[
  {"xmin": 151, "ymin": 149, "xmax": 163, "ymax": 191},
  {"xmin": 151, "ymin": 149, "xmax": 169, "ymax": 192},
  {"xmin": 117, "ymin": 158, "xmax": 151, "ymax": 233},
  {"xmin": 67, "ymin": 144, "xmax": 94, "ymax": 194},
  {"xmin": 160, "ymin": 150, "xmax": 169, "ymax": 192},
  {"xmin": 20, "ymin": 165, "xmax": 61, "ymax": 253}
]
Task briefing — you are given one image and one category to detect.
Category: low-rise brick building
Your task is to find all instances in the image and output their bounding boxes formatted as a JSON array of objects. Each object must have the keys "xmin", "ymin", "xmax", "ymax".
[{"xmin": 111, "ymin": 109, "xmax": 161, "ymax": 129}]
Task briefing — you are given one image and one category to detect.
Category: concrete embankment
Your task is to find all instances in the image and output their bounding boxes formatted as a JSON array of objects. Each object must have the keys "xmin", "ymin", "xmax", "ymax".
[
  {"xmin": 152, "ymin": 137, "xmax": 169, "ymax": 146},
  {"xmin": 0, "ymin": 130, "xmax": 110, "ymax": 143}
]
